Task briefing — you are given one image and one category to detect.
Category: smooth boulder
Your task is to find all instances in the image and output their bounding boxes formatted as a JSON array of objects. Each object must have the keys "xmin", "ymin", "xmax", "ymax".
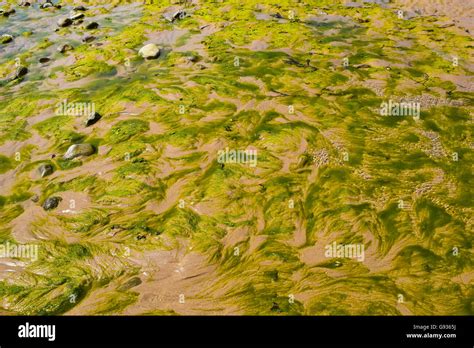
[
  {"xmin": 10, "ymin": 65, "xmax": 28, "ymax": 80},
  {"xmin": 85, "ymin": 112, "xmax": 101, "ymax": 127},
  {"xmin": 164, "ymin": 9, "xmax": 186, "ymax": 22},
  {"xmin": 70, "ymin": 12, "xmax": 85, "ymax": 21},
  {"xmin": 82, "ymin": 35, "xmax": 96, "ymax": 43},
  {"xmin": 42, "ymin": 196, "xmax": 62, "ymax": 211},
  {"xmin": 85, "ymin": 22, "xmax": 99, "ymax": 30},
  {"xmin": 38, "ymin": 164, "xmax": 54, "ymax": 177},
  {"xmin": 1, "ymin": 34, "xmax": 13, "ymax": 44},
  {"xmin": 63, "ymin": 143, "xmax": 95, "ymax": 160},
  {"xmin": 138, "ymin": 44, "xmax": 160, "ymax": 59},
  {"xmin": 58, "ymin": 17, "xmax": 72, "ymax": 27},
  {"xmin": 57, "ymin": 44, "xmax": 74, "ymax": 53},
  {"xmin": 73, "ymin": 6, "xmax": 87, "ymax": 11}
]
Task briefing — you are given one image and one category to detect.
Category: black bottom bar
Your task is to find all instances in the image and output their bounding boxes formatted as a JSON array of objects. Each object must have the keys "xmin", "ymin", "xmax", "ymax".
[{"xmin": 0, "ymin": 316, "xmax": 473, "ymax": 346}]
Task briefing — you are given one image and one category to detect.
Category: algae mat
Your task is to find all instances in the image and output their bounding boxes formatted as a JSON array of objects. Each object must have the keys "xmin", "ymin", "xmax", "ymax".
[{"xmin": 0, "ymin": 0, "xmax": 472, "ymax": 315}]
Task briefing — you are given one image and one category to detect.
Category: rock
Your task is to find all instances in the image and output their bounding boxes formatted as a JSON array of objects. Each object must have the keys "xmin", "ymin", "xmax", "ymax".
[
  {"xmin": 82, "ymin": 35, "xmax": 96, "ymax": 43},
  {"xmin": 19, "ymin": 1, "xmax": 31, "ymax": 7},
  {"xmin": 164, "ymin": 9, "xmax": 186, "ymax": 22},
  {"xmin": 39, "ymin": 57, "xmax": 50, "ymax": 63},
  {"xmin": 270, "ymin": 302, "xmax": 281, "ymax": 312},
  {"xmin": 57, "ymin": 44, "xmax": 73, "ymax": 53},
  {"xmin": 42, "ymin": 196, "xmax": 62, "ymax": 211},
  {"xmin": 354, "ymin": 64, "xmax": 371, "ymax": 69},
  {"xmin": 63, "ymin": 143, "xmax": 95, "ymax": 160},
  {"xmin": 31, "ymin": 194, "xmax": 39, "ymax": 203},
  {"xmin": 1, "ymin": 34, "xmax": 13, "ymax": 44},
  {"xmin": 138, "ymin": 44, "xmax": 160, "ymax": 59},
  {"xmin": 1, "ymin": 8, "xmax": 15, "ymax": 17},
  {"xmin": 41, "ymin": 2, "xmax": 53, "ymax": 9},
  {"xmin": 10, "ymin": 65, "xmax": 28, "ymax": 80},
  {"xmin": 57, "ymin": 17, "xmax": 72, "ymax": 27},
  {"xmin": 85, "ymin": 22, "xmax": 99, "ymax": 30},
  {"xmin": 272, "ymin": 12, "xmax": 283, "ymax": 19},
  {"xmin": 85, "ymin": 112, "xmax": 101, "ymax": 127},
  {"xmin": 117, "ymin": 277, "xmax": 142, "ymax": 292},
  {"xmin": 173, "ymin": 9, "xmax": 186, "ymax": 21},
  {"xmin": 70, "ymin": 12, "xmax": 84, "ymax": 21},
  {"xmin": 186, "ymin": 54, "xmax": 198, "ymax": 63},
  {"xmin": 38, "ymin": 164, "xmax": 54, "ymax": 177},
  {"xmin": 73, "ymin": 5, "xmax": 88, "ymax": 11}
]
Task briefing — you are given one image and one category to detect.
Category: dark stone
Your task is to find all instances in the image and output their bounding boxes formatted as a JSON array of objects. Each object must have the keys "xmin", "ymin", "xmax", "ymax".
[
  {"xmin": 82, "ymin": 35, "xmax": 96, "ymax": 43},
  {"xmin": 186, "ymin": 54, "xmax": 198, "ymax": 63},
  {"xmin": 38, "ymin": 163, "xmax": 54, "ymax": 177},
  {"xmin": 1, "ymin": 9, "xmax": 15, "ymax": 17},
  {"xmin": 172, "ymin": 10, "xmax": 186, "ymax": 22},
  {"xmin": 31, "ymin": 194, "xmax": 39, "ymax": 203},
  {"xmin": 272, "ymin": 12, "xmax": 283, "ymax": 19},
  {"xmin": 354, "ymin": 64, "xmax": 371, "ymax": 69},
  {"xmin": 10, "ymin": 65, "xmax": 28, "ymax": 80},
  {"xmin": 39, "ymin": 57, "xmax": 50, "ymax": 63},
  {"xmin": 85, "ymin": 112, "xmax": 101, "ymax": 126},
  {"xmin": 58, "ymin": 17, "xmax": 73, "ymax": 27},
  {"xmin": 270, "ymin": 302, "xmax": 281, "ymax": 312},
  {"xmin": 42, "ymin": 196, "xmax": 62, "ymax": 211},
  {"xmin": 57, "ymin": 44, "xmax": 74, "ymax": 53},
  {"xmin": 117, "ymin": 277, "xmax": 142, "ymax": 291},
  {"xmin": 1, "ymin": 34, "xmax": 13, "ymax": 44},
  {"xmin": 70, "ymin": 12, "xmax": 85, "ymax": 21},
  {"xmin": 19, "ymin": 1, "xmax": 31, "ymax": 7},
  {"xmin": 164, "ymin": 9, "xmax": 186, "ymax": 22},
  {"xmin": 85, "ymin": 22, "xmax": 99, "ymax": 30},
  {"xmin": 73, "ymin": 6, "xmax": 88, "ymax": 11}
]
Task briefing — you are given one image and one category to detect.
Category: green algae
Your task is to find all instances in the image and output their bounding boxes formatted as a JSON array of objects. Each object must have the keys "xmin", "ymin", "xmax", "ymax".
[{"xmin": 0, "ymin": 0, "xmax": 472, "ymax": 316}]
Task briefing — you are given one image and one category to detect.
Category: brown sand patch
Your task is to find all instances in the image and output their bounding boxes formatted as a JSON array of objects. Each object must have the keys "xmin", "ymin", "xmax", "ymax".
[
  {"xmin": 146, "ymin": 178, "xmax": 189, "ymax": 215},
  {"xmin": 190, "ymin": 200, "xmax": 218, "ymax": 216},
  {"xmin": 451, "ymin": 271, "xmax": 474, "ymax": 285},
  {"xmin": 222, "ymin": 226, "xmax": 249, "ymax": 248},
  {"xmin": 41, "ymin": 72, "xmax": 96, "ymax": 90},
  {"xmin": 174, "ymin": 22, "xmax": 222, "ymax": 59},
  {"xmin": 394, "ymin": 0, "xmax": 474, "ymax": 31},
  {"xmin": 10, "ymin": 200, "xmax": 79, "ymax": 244},
  {"xmin": 0, "ymin": 167, "xmax": 19, "ymax": 196},
  {"xmin": 49, "ymin": 156, "xmax": 117, "ymax": 183},
  {"xmin": 145, "ymin": 29, "xmax": 188, "ymax": 46},
  {"xmin": 247, "ymin": 235, "xmax": 267, "ymax": 254},
  {"xmin": 121, "ymin": 244, "xmax": 232, "ymax": 315},
  {"xmin": 288, "ymin": 218, "xmax": 307, "ymax": 248},
  {"xmin": 242, "ymin": 39, "xmax": 269, "ymax": 51},
  {"xmin": 55, "ymin": 191, "xmax": 92, "ymax": 215},
  {"xmin": 145, "ymin": 121, "xmax": 167, "ymax": 136}
]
